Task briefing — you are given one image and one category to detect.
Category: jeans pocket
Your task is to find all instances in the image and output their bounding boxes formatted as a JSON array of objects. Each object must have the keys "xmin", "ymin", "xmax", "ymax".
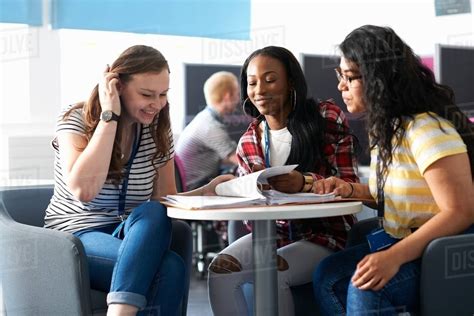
[{"xmin": 112, "ymin": 221, "xmax": 126, "ymax": 239}]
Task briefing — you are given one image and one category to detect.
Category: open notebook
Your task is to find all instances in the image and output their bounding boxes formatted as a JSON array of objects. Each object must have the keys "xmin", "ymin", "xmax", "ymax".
[{"xmin": 162, "ymin": 165, "xmax": 336, "ymax": 209}]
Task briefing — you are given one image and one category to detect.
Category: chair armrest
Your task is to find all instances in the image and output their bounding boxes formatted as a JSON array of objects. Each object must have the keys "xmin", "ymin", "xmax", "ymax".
[
  {"xmin": 1, "ymin": 217, "xmax": 92, "ymax": 316},
  {"xmin": 228, "ymin": 220, "xmax": 250, "ymax": 244},
  {"xmin": 420, "ymin": 234, "xmax": 474, "ymax": 316},
  {"xmin": 0, "ymin": 185, "xmax": 54, "ymax": 227}
]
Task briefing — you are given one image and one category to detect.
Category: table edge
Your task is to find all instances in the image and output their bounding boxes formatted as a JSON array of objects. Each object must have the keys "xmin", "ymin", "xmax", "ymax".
[{"xmin": 167, "ymin": 201, "xmax": 362, "ymax": 221}]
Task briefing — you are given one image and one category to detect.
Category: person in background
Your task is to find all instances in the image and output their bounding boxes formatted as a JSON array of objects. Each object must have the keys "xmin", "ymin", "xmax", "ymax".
[
  {"xmin": 176, "ymin": 71, "xmax": 240, "ymax": 191},
  {"xmin": 207, "ymin": 46, "xmax": 359, "ymax": 316},
  {"xmin": 176, "ymin": 71, "xmax": 241, "ymax": 248},
  {"xmin": 312, "ymin": 25, "xmax": 474, "ymax": 315},
  {"xmin": 44, "ymin": 45, "xmax": 231, "ymax": 316}
]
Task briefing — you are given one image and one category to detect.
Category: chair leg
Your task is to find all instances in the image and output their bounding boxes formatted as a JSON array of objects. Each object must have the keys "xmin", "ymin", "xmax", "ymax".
[
  {"xmin": 190, "ymin": 221, "xmax": 225, "ymax": 279},
  {"xmin": 196, "ymin": 222, "xmax": 206, "ymax": 278}
]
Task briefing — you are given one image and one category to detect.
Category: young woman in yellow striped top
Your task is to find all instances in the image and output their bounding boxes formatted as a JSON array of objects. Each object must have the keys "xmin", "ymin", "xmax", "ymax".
[{"xmin": 312, "ymin": 25, "xmax": 474, "ymax": 315}]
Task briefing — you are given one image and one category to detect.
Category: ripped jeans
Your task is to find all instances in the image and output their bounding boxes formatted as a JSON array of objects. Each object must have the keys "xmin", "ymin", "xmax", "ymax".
[
  {"xmin": 207, "ymin": 233, "xmax": 333, "ymax": 316},
  {"xmin": 74, "ymin": 201, "xmax": 185, "ymax": 316}
]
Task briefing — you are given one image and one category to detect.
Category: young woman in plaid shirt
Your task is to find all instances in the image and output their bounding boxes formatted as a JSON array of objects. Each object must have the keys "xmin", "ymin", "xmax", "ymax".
[{"xmin": 208, "ymin": 46, "xmax": 360, "ymax": 316}]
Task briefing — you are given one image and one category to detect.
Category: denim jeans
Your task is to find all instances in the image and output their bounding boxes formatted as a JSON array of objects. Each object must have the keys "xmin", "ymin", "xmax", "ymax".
[
  {"xmin": 313, "ymin": 225, "xmax": 474, "ymax": 315},
  {"xmin": 74, "ymin": 201, "xmax": 185, "ymax": 316},
  {"xmin": 312, "ymin": 242, "xmax": 420, "ymax": 315}
]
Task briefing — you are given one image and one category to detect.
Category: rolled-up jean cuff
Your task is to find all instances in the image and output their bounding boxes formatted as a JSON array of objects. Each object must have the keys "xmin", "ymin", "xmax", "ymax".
[{"xmin": 107, "ymin": 291, "xmax": 147, "ymax": 310}]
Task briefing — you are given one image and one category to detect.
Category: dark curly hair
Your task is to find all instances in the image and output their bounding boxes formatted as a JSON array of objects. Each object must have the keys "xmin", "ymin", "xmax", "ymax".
[
  {"xmin": 240, "ymin": 46, "xmax": 353, "ymax": 174},
  {"xmin": 339, "ymin": 25, "xmax": 474, "ymax": 179}
]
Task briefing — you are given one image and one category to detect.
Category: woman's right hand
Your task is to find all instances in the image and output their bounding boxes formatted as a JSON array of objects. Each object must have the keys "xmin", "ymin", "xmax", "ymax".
[
  {"xmin": 98, "ymin": 65, "xmax": 121, "ymax": 115},
  {"xmin": 202, "ymin": 174, "xmax": 236, "ymax": 196}
]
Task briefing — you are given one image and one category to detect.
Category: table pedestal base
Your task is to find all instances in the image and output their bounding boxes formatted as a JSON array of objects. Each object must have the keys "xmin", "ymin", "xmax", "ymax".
[{"xmin": 252, "ymin": 220, "xmax": 278, "ymax": 316}]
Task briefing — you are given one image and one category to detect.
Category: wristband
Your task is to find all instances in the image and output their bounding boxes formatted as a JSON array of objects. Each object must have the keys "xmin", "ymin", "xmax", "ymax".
[
  {"xmin": 346, "ymin": 182, "xmax": 354, "ymax": 198},
  {"xmin": 301, "ymin": 173, "xmax": 314, "ymax": 193}
]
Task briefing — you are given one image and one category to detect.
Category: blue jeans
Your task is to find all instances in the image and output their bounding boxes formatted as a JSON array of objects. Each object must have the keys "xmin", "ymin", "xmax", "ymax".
[
  {"xmin": 313, "ymin": 242, "xmax": 420, "ymax": 315},
  {"xmin": 74, "ymin": 201, "xmax": 185, "ymax": 316},
  {"xmin": 313, "ymin": 225, "xmax": 474, "ymax": 315}
]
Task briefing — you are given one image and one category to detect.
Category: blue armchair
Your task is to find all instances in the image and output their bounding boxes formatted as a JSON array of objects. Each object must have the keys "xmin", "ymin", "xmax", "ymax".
[{"xmin": 0, "ymin": 185, "xmax": 192, "ymax": 316}]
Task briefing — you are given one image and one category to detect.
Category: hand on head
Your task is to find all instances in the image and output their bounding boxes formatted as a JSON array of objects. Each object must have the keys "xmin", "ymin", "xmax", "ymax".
[{"xmin": 98, "ymin": 64, "xmax": 121, "ymax": 115}]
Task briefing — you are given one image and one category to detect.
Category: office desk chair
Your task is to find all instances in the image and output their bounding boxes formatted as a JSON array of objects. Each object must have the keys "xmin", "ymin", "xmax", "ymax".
[{"xmin": 174, "ymin": 156, "xmax": 227, "ymax": 279}]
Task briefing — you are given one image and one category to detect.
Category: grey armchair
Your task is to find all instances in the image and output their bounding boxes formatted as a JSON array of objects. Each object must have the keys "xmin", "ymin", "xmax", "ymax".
[
  {"xmin": 0, "ymin": 185, "xmax": 192, "ymax": 316},
  {"xmin": 337, "ymin": 217, "xmax": 474, "ymax": 316},
  {"xmin": 419, "ymin": 230, "xmax": 474, "ymax": 315}
]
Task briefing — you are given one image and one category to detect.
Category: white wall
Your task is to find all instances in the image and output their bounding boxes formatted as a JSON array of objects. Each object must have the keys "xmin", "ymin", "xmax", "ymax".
[
  {"xmin": 57, "ymin": 0, "xmax": 474, "ymax": 133},
  {"xmin": 1, "ymin": 0, "xmax": 473, "ymax": 181}
]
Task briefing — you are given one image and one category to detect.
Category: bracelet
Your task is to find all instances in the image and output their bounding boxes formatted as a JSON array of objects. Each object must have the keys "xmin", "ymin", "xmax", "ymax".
[
  {"xmin": 346, "ymin": 182, "xmax": 354, "ymax": 198},
  {"xmin": 301, "ymin": 173, "xmax": 314, "ymax": 193}
]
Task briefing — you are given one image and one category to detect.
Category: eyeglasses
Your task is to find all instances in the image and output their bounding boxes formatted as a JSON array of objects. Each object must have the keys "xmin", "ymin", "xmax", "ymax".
[{"xmin": 334, "ymin": 68, "xmax": 362, "ymax": 87}]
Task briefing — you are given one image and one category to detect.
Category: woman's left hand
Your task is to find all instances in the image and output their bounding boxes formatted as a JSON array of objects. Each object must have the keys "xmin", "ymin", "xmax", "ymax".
[
  {"xmin": 202, "ymin": 174, "xmax": 236, "ymax": 196},
  {"xmin": 313, "ymin": 176, "xmax": 350, "ymax": 196},
  {"xmin": 351, "ymin": 250, "xmax": 402, "ymax": 291},
  {"xmin": 267, "ymin": 170, "xmax": 304, "ymax": 193}
]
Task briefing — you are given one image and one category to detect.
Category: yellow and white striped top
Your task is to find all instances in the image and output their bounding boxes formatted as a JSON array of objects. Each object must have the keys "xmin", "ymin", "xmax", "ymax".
[{"xmin": 368, "ymin": 112, "xmax": 467, "ymax": 238}]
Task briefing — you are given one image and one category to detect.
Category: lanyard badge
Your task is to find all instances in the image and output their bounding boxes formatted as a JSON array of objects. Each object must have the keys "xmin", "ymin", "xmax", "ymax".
[
  {"xmin": 264, "ymin": 121, "xmax": 271, "ymax": 168},
  {"xmin": 366, "ymin": 154, "xmax": 400, "ymax": 252}
]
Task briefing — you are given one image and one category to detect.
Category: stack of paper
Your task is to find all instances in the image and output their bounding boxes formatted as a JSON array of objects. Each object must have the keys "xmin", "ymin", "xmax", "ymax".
[
  {"xmin": 263, "ymin": 190, "xmax": 335, "ymax": 205},
  {"xmin": 163, "ymin": 165, "xmax": 337, "ymax": 210},
  {"xmin": 162, "ymin": 195, "xmax": 264, "ymax": 210}
]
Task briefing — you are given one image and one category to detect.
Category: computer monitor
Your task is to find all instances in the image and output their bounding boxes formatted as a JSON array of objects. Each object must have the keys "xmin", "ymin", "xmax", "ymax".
[
  {"xmin": 301, "ymin": 54, "xmax": 370, "ymax": 166},
  {"xmin": 435, "ymin": 44, "xmax": 474, "ymax": 119},
  {"xmin": 184, "ymin": 63, "xmax": 251, "ymax": 143}
]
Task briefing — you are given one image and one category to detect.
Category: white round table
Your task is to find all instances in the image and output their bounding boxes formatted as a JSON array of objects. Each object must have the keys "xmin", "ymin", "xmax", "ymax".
[{"xmin": 167, "ymin": 201, "xmax": 362, "ymax": 316}]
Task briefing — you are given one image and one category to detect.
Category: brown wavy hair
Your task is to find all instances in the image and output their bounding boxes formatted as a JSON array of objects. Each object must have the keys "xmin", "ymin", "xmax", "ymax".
[{"xmin": 64, "ymin": 45, "xmax": 172, "ymax": 185}]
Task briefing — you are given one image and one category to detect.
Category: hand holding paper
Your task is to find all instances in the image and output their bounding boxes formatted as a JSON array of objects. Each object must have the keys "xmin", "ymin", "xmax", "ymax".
[
  {"xmin": 162, "ymin": 165, "xmax": 336, "ymax": 209},
  {"xmin": 203, "ymin": 174, "xmax": 236, "ymax": 196},
  {"xmin": 215, "ymin": 164, "xmax": 298, "ymax": 198}
]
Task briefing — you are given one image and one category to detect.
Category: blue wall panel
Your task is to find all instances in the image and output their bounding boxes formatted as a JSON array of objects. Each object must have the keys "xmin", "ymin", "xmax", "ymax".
[
  {"xmin": 0, "ymin": 0, "xmax": 42, "ymax": 26},
  {"xmin": 51, "ymin": 0, "xmax": 250, "ymax": 40}
]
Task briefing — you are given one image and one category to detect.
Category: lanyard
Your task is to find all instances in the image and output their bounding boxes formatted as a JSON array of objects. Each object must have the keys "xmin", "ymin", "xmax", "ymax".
[
  {"xmin": 118, "ymin": 126, "xmax": 142, "ymax": 220},
  {"xmin": 376, "ymin": 154, "xmax": 385, "ymax": 219},
  {"xmin": 264, "ymin": 120, "xmax": 297, "ymax": 240},
  {"xmin": 264, "ymin": 121, "xmax": 271, "ymax": 168}
]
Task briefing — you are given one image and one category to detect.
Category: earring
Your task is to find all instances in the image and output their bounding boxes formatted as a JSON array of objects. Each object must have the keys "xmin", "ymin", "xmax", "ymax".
[{"xmin": 242, "ymin": 97, "xmax": 252, "ymax": 114}]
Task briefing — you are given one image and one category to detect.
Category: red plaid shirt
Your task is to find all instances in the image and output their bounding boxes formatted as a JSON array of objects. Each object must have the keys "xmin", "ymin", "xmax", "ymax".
[{"xmin": 236, "ymin": 101, "xmax": 359, "ymax": 250}]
